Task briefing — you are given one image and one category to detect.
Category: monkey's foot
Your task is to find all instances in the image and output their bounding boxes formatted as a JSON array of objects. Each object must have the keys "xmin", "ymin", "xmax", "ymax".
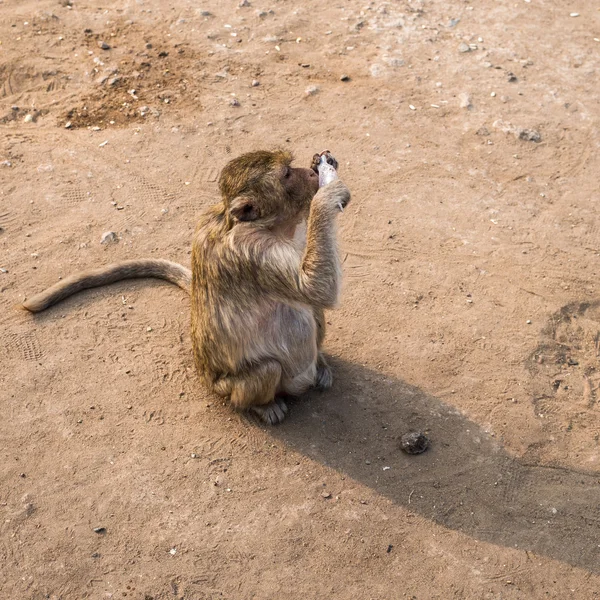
[
  {"xmin": 251, "ymin": 398, "xmax": 289, "ymax": 425},
  {"xmin": 315, "ymin": 360, "xmax": 333, "ymax": 391}
]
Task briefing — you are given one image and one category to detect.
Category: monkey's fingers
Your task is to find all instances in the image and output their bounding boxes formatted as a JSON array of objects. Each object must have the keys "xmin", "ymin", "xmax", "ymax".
[
  {"xmin": 311, "ymin": 151, "xmax": 339, "ymax": 173},
  {"xmin": 317, "ymin": 155, "xmax": 339, "ymax": 188},
  {"xmin": 319, "ymin": 151, "xmax": 338, "ymax": 171},
  {"xmin": 311, "ymin": 153, "xmax": 322, "ymax": 173}
]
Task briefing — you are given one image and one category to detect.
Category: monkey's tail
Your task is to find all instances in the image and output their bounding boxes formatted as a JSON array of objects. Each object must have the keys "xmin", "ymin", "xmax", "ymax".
[{"xmin": 22, "ymin": 259, "xmax": 192, "ymax": 313}]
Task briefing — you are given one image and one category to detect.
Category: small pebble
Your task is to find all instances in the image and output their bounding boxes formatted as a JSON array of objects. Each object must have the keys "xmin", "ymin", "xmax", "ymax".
[
  {"xmin": 490, "ymin": 91, "xmax": 496, "ymax": 97},
  {"xmin": 23, "ymin": 114, "xmax": 33, "ymax": 123},
  {"xmin": 99, "ymin": 140, "xmax": 108, "ymax": 147},
  {"xmin": 340, "ymin": 74, "xmax": 351, "ymax": 81},
  {"xmin": 100, "ymin": 231, "xmax": 118, "ymax": 244},
  {"xmin": 169, "ymin": 548, "xmax": 177, "ymax": 555},
  {"xmin": 305, "ymin": 85, "xmax": 320, "ymax": 96},
  {"xmin": 146, "ymin": 326, "xmax": 153, "ymax": 332},
  {"xmin": 570, "ymin": 12, "xmax": 579, "ymax": 17},
  {"xmin": 229, "ymin": 98, "xmax": 241, "ymax": 107},
  {"xmin": 400, "ymin": 431, "xmax": 430, "ymax": 455},
  {"xmin": 321, "ymin": 492, "xmax": 332, "ymax": 499},
  {"xmin": 97, "ymin": 40, "xmax": 110, "ymax": 50},
  {"xmin": 459, "ymin": 92, "xmax": 472, "ymax": 109},
  {"xmin": 409, "ymin": 104, "xmax": 416, "ymax": 110},
  {"xmin": 458, "ymin": 42, "xmax": 471, "ymax": 53},
  {"xmin": 526, "ymin": 319, "xmax": 532, "ymax": 324},
  {"xmin": 65, "ymin": 121, "xmax": 72, "ymax": 129},
  {"xmin": 519, "ymin": 129, "xmax": 541, "ymax": 143},
  {"xmin": 93, "ymin": 527, "xmax": 106, "ymax": 534},
  {"xmin": 251, "ymin": 79, "xmax": 260, "ymax": 87}
]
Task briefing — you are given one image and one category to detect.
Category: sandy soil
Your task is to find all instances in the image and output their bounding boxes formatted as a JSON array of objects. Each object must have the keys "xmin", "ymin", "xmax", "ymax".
[{"xmin": 1, "ymin": 0, "xmax": 599, "ymax": 598}]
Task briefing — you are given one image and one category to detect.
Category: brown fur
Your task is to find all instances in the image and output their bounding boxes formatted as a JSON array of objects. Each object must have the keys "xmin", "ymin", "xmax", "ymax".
[{"xmin": 22, "ymin": 150, "xmax": 350, "ymax": 425}]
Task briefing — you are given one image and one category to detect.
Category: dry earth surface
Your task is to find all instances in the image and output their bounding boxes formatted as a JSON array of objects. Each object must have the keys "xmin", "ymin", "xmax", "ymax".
[{"xmin": 1, "ymin": 0, "xmax": 599, "ymax": 598}]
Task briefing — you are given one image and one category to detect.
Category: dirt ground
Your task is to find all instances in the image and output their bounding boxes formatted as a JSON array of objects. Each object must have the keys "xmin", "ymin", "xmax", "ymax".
[{"xmin": 1, "ymin": 0, "xmax": 599, "ymax": 598}]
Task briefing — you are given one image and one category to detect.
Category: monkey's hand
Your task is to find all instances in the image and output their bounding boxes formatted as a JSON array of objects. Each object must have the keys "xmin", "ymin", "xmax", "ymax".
[
  {"xmin": 311, "ymin": 150, "xmax": 339, "ymax": 173},
  {"xmin": 313, "ymin": 179, "xmax": 351, "ymax": 214}
]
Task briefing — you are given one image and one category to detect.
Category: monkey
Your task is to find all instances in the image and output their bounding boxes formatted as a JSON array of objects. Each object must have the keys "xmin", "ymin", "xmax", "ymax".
[{"xmin": 22, "ymin": 150, "xmax": 351, "ymax": 425}]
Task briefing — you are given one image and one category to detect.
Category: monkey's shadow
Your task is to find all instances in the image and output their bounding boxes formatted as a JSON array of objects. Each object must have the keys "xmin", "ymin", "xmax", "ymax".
[{"xmin": 271, "ymin": 357, "xmax": 600, "ymax": 574}]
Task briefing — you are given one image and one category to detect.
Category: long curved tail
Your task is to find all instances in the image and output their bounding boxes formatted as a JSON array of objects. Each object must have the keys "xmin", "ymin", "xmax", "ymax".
[{"xmin": 22, "ymin": 259, "xmax": 192, "ymax": 313}]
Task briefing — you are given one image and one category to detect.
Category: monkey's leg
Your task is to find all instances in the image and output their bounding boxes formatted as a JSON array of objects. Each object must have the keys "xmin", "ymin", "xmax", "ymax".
[
  {"xmin": 281, "ymin": 362, "xmax": 318, "ymax": 396},
  {"xmin": 217, "ymin": 360, "xmax": 289, "ymax": 425},
  {"xmin": 313, "ymin": 307, "xmax": 333, "ymax": 390}
]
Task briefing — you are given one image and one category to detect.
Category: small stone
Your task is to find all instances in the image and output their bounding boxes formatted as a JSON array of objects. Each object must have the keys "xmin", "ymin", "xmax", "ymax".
[
  {"xmin": 65, "ymin": 121, "xmax": 72, "ymax": 129},
  {"xmin": 365, "ymin": 460, "xmax": 371, "ymax": 465},
  {"xmin": 458, "ymin": 42, "xmax": 471, "ymax": 53},
  {"xmin": 146, "ymin": 326, "xmax": 153, "ymax": 332},
  {"xmin": 400, "ymin": 431, "xmax": 430, "ymax": 455},
  {"xmin": 191, "ymin": 453, "xmax": 197, "ymax": 458},
  {"xmin": 305, "ymin": 85, "xmax": 320, "ymax": 96},
  {"xmin": 239, "ymin": 0, "xmax": 251, "ymax": 6},
  {"xmin": 519, "ymin": 128, "xmax": 541, "ymax": 143},
  {"xmin": 0, "ymin": 160, "xmax": 12, "ymax": 167},
  {"xmin": 570, "ymin": 12, "xmax": 579, "ymax": 17},
  {"xmin": 251, "ymin": 79, "xmax": 260, "ymax": 87},
  {"xmin": 99, "ymin": 140, "xmax": 108, "ymax": 147},
  {"xmin": 409, "ymin": 104, "xmax": 416, "ymax": 110},
  {"xmin": 321, "ymin": 492, "xmax": 332, "ymax": 499},
  {"xmin": 169, "ymin": 548, "xmax": 177, "ymax": 555},
  {"xmin": 476, "ymin": 126, "xmax": 490, "ymax": 136},
  {"xmin": 458, "ymin": 92, "xmax": 472, "ymax": 109},
  {"xmin": 490, "ymin": 91, "xmax": 496, "ymax": 97},
  {"xmin": 97, "ymin": 40, "xmax": 110, "ymax": 50},
  {"xmin": 526, "ymin": 319, "xmax": 532, "ymax": 324},
  {"xmin": 108, "ymin": 76, "xmax": 121, "ymax": 86},
  {"xmin": 23, "ymin": 114, "xmax": 33, "ymax": 123},
  {"xmin": 93, "ymin": 527, "xmax": 106, "ymax": 534},
  {"xmin": 139, "ymin": 105, "xmax": 149, "ymax": 116},
  {"xmin": 340, "ymin": 74, "xmax": 351, "ymax": 81},
  {"xmin": 507, "ymin": 72, "xmax": 518, "ymax": 82},
  {"xmin": 100, "ymin": 231, "xmax": 118, "ymax": 244},
  {"xmin": 229, "ymin": 98, "xmax": 241, "ymax": 107}
]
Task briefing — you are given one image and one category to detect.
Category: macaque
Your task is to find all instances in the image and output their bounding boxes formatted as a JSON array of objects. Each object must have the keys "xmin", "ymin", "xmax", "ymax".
[{"xmin": 23, "ymin": 150, "xmax": 350, "ymax": 424}]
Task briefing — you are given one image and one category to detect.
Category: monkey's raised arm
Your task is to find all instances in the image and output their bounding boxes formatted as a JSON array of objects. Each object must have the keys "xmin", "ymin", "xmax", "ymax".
[{"xmin": 241, "ymin": 180, "xmax": 350, "ymax": 308}]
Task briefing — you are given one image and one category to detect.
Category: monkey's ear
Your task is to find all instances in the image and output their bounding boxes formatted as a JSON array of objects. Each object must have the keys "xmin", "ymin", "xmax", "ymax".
[{"xmin": 229, "ymin": 196, "xmax": 260, "ymax": 222}]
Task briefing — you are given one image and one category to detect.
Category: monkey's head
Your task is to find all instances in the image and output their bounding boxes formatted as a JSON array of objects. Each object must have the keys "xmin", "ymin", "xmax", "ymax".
[{"xmin": 218, "ymin": 150, "xmax": 319, "ymax": 227}]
